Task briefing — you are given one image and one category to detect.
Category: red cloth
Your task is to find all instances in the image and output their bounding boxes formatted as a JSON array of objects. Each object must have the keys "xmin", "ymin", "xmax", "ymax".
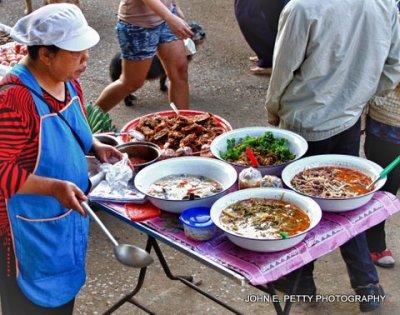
[{"xmin": 0, "ymin": 73, "xmax": 85, "ymax": 275}]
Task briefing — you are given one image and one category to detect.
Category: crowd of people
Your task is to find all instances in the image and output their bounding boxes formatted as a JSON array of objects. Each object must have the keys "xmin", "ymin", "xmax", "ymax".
[{"xmin": 0, "ymin": 0, "xmax": 399, "ymax": 314}]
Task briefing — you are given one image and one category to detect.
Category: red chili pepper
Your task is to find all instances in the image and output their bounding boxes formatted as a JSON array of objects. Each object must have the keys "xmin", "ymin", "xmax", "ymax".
[{"xmin": 245, "ymin": 147, "xmax": 259, "ymax": 167}]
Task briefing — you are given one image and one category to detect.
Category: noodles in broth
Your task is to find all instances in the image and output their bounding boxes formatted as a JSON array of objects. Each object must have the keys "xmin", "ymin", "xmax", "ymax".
[{"xmin": 291, "ymin": 166, "xmax": 372, "ymax": 198}]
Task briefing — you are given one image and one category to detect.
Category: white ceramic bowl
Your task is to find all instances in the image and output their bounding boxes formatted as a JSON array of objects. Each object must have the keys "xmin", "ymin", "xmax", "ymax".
[
  {"xmin": 134, "ymin": 157, "xmax": 238, "ymax": 213},
  {"xmin": 210, "ymin": 127, "xmax": 308, "ymax": 176},
  {"xmin": 281, "ymin": 155, "xmax": 386, "ymax": 212},
  {"xmin": 210, "ymin": 188, "xmax": 321, "ymax": 252}
]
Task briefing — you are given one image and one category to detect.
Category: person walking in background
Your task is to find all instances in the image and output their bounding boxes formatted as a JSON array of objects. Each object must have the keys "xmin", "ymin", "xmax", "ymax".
[
  {"xmin": 234, "ymin": 0, "xmax": 289, "ymax": 76},
  {"xmin": 365, "ymin": 86, "xmax": 400, "ymax": 268},
  {"xmin": 96, "ymin": 0, "xmax": 193, "ymax": 112}
]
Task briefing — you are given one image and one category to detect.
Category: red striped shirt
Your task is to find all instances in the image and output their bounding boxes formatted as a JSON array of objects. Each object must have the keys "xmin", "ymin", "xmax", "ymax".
[{"xmin": 0, "ymin": 73, "xmax": 85, "ymax": 275}]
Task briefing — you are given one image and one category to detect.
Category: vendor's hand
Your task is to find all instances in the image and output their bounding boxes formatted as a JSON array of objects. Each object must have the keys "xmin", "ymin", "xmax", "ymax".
[
  {"xmin": 166, "ymin": 15, "xmax": 193, "ymax": 39},
  {"xmin": 51, "ymin": 180, "xmax": 87, "ymax": 216},
  {"xmin": 92, "ymin": 141, "xmax": 124, "ymax": 164}
]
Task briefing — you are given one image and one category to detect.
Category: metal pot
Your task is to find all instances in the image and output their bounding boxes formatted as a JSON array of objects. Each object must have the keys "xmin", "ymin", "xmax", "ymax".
[{"xmin": 116, "ymin": 142, "xmax": 161, "ymax": 171}]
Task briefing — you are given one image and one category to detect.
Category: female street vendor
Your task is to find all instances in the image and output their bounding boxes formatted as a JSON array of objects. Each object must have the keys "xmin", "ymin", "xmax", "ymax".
[{"xmin": 0, "ymin": 4, "xmax": 123, "ymax": 314}]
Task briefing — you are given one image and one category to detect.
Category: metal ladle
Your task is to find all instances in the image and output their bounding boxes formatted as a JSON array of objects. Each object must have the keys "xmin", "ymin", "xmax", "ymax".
[{"xmin": 85, "ymin": 172, "xmax": 153, "ymax": 268}]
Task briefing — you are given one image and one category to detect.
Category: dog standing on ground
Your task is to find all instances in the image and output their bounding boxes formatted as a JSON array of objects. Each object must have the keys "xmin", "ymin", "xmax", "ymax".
[
  {"xmin": 109, "ymin": 21, "xmax": 206, "ymax": 107},
  {"xmin": 24, "ymin": 0, "xmax": 80, "ymax": 14}
]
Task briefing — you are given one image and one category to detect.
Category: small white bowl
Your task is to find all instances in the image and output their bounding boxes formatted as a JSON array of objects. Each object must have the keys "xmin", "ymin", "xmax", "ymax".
[
  {"xmin": 134, "ymin": 157, "xmax": 238, "ymax": 213},
  {"xmin": 210, "ymin": 127, "xmax": 308, "ymax": 176},
  {"xmin": 281, "ymin": 154, "xmax": 386, "ymax": 212},
  {"xmin": 210, "ymin": 188, "xmax": 321, "ymax": 252}
]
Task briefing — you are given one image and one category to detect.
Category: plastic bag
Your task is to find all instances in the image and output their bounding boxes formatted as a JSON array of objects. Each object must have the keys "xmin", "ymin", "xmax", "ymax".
[
  {"xmin": 260, "ymin": 175, "xmax": 283, "ymax": 188},
  {"xmin": 184, "ymin": 38, "xmax": 196, "ymax": 56},
  {"xmin": 238, "ymin": 167, "xmax": 262, "ymax": 189},
  {"xmin": 100, "ymin": 153, "xmax": 133, "ymax": 194}
]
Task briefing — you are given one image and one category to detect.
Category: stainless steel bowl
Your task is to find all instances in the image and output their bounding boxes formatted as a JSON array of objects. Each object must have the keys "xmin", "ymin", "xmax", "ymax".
[
  {"xmin": 93, "ymin": 134, "xmax": 120, "ymax": 147},
  {"xmin": 116, "ymin": 142, "xmax": 161, "ymax": 170}
]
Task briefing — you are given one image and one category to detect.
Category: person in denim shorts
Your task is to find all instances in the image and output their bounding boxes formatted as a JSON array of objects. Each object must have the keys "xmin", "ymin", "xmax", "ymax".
[{"xmin": 96, "ymin": 0, "xmax": 193, "ymax": 112}]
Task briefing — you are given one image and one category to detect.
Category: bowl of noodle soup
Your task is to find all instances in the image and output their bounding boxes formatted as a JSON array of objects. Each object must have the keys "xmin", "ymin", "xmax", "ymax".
[
  {"xmin": 210, "ymin": 188, "xmax": 321, "ymax": 252},
  {"xmin": 281, "ymin": 155, "xmax": 386, "ymax": 212}
]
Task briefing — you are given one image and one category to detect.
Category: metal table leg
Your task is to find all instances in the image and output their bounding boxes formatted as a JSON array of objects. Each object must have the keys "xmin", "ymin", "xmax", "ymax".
[
  {"xmin": 255, "ymin": 269, "xmax": 303, "ymax": 315},
  {"xmin": 151, "ymin": 237, "xmax": 243, "ymax": 315},
  {"xmin": 104, "ymin": 236, "xmax": 243, "ymax": 315},
  {"xmin": 103, "ymin": 237, "xmax": 153, "ymax": 315}
]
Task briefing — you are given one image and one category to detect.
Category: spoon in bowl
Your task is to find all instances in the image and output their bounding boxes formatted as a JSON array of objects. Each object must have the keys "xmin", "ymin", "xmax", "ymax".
[
  {"xmin": 366, "ymin": 155, "xmax": 400, "ymax": 190},
  {"xmin": 114, "ymin": 130, "xmax": 145, "ymax": 141},
  {"xmin": 169, "ymin": 102, "xmax": 180, "ymax": 116}
]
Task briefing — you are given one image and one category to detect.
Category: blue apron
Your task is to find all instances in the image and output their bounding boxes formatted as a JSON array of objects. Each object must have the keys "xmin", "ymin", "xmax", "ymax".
[{"xmin": 6, "ymin": 64, "xmax": 93, "ymax": 307}]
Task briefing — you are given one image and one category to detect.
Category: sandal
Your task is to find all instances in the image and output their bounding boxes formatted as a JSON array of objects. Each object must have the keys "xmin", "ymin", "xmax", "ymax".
[
  {"xmin": 249, "ymin": 56, "xmax": 259, "ymax": 62},
  {"xmin": 371, "ymin": 249, "xmax": 395, "ymax": 268},
  {"xmin": 250, "ymin": 66, "xmax": 272, "ymax": 76}
]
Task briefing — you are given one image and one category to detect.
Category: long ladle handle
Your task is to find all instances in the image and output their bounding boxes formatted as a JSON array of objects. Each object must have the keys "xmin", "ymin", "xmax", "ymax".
[
  {"xmin": 380, "ymin": 155, "xmax": 400, "ymax": 178},
  {"xmin": 81, "ymin": 201, "xmax": 119, "ymax": 247}
]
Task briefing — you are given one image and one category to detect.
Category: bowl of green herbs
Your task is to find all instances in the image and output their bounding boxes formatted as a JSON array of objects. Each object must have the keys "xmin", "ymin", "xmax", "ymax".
[{"xmin": 210, "ymin": 127, "xmax": 308, "ymax": 176}]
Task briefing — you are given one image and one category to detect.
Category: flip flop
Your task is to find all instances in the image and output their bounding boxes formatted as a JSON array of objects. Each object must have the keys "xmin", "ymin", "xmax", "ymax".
[{"xmin": 250, "ymin": 66, "xmax": 272, "ymax": 76}]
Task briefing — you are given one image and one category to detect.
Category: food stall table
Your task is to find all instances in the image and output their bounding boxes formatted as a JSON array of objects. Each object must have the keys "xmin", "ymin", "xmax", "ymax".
[{"xmin": 93, "ymin": 191, "xmax": 399, "ymax": 315}]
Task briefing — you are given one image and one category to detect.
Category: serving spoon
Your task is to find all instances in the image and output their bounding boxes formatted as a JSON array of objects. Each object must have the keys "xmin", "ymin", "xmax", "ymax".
[
  {"xmin": 85, "ymin": 172, "xmax": 154, "ymax": 268},
  {"xmin": 113, "ymin": 130, "xmax": 145, "ymax": 141},
  {"xmin": 169, "ymin": 102, "xmax": 180, "ymax": 116},
  {"xmin": 366, "ymin": 155, "xmax": 400, "ymax": 190}
]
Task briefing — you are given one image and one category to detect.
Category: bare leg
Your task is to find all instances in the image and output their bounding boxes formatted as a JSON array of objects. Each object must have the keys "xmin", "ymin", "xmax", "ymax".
[
  {"xmin": 157, "ymin": 40, "xmax": 189, "ymax": 110},
  {"xmin": 95, "ymin": 58, "xmax": 153, "ymax": 112},
  {"xmin": 25, "ymin": 0, "xmax": 33, "ymax": 14}
]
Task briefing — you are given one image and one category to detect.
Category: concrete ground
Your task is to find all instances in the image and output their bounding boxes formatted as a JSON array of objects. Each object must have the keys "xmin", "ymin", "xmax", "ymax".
[{"xmin": 1, "ymin": 0, "xmax": 399, "ymax": 314}]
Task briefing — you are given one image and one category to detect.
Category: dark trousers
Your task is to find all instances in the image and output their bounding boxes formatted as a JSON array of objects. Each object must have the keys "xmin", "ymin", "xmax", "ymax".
[
  {"xmin": 0, "ymin": 237, "xmax": 75, "ymax": 315},
  {"xmin": 296, "ymin": 120, "xmax": 379, "ymax": 288},
  {"xmin": 234, "ymin": 0, "xmax": 289, "ymax": 68},
  {"xmin": 364, "ymin": 131, "xmax": 400, "ymax": 252}
]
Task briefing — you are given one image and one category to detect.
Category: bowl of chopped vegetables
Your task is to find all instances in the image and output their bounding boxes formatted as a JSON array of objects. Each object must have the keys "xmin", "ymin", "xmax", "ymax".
[{"xmin": 210, "ymin": 127, "xmax": 308, "ymax": 176}]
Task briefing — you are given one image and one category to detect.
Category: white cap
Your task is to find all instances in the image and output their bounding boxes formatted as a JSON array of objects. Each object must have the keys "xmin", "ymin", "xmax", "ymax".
[{"xmin": 10, "ymin": 3, "xmax": 100, "ymax": 51}]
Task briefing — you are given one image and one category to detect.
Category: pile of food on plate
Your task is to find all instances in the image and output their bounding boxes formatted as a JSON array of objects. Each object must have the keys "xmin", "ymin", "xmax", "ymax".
[
  {"xmin": 291, "ymin": 166, "xmax": 372, "ymax": 198},
  {"xmin": 0, "ymin": 42, "xmax": 27, "ymax": 67},
  {"xmin": 220, "ymin": 131, "xmax": 295, "ymax": 167},
  {"xmin": 219, "ymin": 198, "xmax": 311, "ymax": 239},
  {"xmin": 130, "ymin": 113, "xmax": 227, "ymax": 157}
]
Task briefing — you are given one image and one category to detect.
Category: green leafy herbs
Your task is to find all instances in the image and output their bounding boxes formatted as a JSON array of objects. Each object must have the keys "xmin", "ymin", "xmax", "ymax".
[
  {"xmin": 86, "ymin": 103, "xmax": 117, "ymax": 134},
  {"xmin": 220, "ymin": 132, "xmax": 295, "ymax": 165}
]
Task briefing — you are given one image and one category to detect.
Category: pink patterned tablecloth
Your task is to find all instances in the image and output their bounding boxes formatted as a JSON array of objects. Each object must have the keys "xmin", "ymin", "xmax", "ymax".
[{"xmin": 104, "ymin": 192, "xmax": 399, "ymax": 286}]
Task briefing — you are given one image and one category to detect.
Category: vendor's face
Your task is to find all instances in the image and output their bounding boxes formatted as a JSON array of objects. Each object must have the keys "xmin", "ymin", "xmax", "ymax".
[{"xmin": 45, "ymin": 49, "xmax": 89, "ymax": 81}]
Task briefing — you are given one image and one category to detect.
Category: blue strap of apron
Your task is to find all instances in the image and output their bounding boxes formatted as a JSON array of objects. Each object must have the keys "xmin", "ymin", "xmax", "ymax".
[
  {"xmin": 4, "ymin": 65, "xmax": 87, "ymax": 154},
  {"xmin": 9, "ymin": 64, "xmax": 50, "ymax": 117},
  {"xmin": 66, "ymin": 81, "xmax": 77, "ymax": 99}
]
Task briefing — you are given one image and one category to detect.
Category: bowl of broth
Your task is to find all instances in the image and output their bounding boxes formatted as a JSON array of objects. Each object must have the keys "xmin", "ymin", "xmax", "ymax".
[
  {"xmin": 210, "ymin": 188, "xmax": 321, "ymax": 252},
  {"xmin": 282, "ymin": 154, "xmax": 386, "ymax": 212},
  {"xmin": 134, "ymin": 157, "xmax": 238, "ymax": 213}
]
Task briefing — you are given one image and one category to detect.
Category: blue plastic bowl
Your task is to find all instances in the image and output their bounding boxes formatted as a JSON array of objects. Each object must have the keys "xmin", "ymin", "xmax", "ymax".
[{"xmin": 179, "ymin": 207, "xmax": 216, "ymax": 241}]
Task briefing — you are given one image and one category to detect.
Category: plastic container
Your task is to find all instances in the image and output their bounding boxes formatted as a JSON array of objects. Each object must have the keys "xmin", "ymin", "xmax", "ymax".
[{"xmin": 179, "ymin": 207, "xmax": 216, "ymax": 241}]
